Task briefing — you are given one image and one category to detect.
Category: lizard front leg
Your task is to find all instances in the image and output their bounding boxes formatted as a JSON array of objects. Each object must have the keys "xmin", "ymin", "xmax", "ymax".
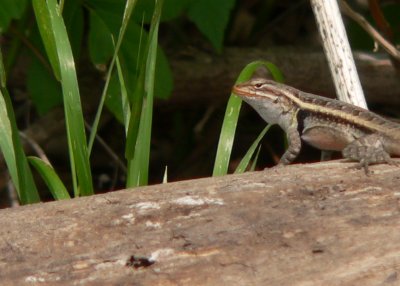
[
  {"xmin": 342, "ymin": 133, "xmax": 396, "ymax": 174},
  {"xmin": 279, "ymin": 126, "xmax": 302, "ymax": 165}
]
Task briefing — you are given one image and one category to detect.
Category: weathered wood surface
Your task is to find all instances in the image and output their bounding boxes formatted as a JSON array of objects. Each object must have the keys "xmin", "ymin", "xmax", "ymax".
[{"xmin": 1, "ymin": 160, "xmax": 400, "ymax": 285}]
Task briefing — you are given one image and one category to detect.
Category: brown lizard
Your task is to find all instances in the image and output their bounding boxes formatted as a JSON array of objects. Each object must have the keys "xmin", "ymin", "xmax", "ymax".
[{"xmin": 232, "ymin": 78, "xmax": 400, "ymax": 173}]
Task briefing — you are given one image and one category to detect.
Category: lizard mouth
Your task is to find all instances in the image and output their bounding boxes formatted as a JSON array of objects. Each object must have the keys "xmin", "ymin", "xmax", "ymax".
[{"xmin": 232, "ymin": 84, "xmax": 256, "ymax": 97}]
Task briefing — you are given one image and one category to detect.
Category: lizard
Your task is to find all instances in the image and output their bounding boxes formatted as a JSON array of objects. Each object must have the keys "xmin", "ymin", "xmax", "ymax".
[{"xmin": 232, "ymin": 77, "xmax": 400, "ymax": 173}]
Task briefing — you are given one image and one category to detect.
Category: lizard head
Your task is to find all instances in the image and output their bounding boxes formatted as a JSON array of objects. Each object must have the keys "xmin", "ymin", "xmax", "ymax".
[
  {"xmin": 232, "ymin": 78, "xmax": 297, "ymax": 127},
  {"xmin": 232, "ymin": 78, "xmax": 283, "ymax": 102}
]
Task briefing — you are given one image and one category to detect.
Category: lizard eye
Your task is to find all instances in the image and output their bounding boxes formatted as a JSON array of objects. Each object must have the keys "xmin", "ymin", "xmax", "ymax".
[{"xmin": 254, "ymin": 83, "xmax": 263, "ymax": 88}]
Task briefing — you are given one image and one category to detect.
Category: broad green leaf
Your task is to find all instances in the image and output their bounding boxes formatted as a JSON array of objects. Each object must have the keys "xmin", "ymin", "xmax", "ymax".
[
  {"xmin": 26, "ymin": 25, "xmax": 63, "ymax": 115},
  {"xmin": 132, "ymin": 0, "xmax": 189, "ymax": 23},
  {"xmin": 92, "ymin": 10, "xmax": 172, "ymax": 153},
  {"xmin": 84, "ymin": 0, "xmax": 125, "ymax": 17},
  {"xmin": 161, "ymin": 0, "xmax": 189, "ymax": 21},
  {"xmin": 0, "ymin": 0, "xmax": 28, "ymax": 31},
  {"xmin": 104, "ymin": 73, "xmax": 124, "ymax": 122},
  {"xmin": 213, "ymin": 61, "xmax": 283, "ymax": 176},
  {"xmin": 86, "ymin": 0, "xmax": 173, "ymax": 101},
  {"xmin": 62, "ymin": 0, "xmax": 84, "ymax": 59},
  {"xmin": 187, "ymin": 0, "xmax": 235, "ymax": 52},
  {"xmin": 28, "ymin": 156, "xmax": 70, "ymax": 200},
  {"xmin": 88, "ymin": 12, "xmax": 114, "ymax": 64},
  {"xmin": 27, "ymin": 57, "xmax": 62, "ymax": 114},
  {"xmin": 118, "ymin": 24, "xmax": 173, "ymax": 100}
]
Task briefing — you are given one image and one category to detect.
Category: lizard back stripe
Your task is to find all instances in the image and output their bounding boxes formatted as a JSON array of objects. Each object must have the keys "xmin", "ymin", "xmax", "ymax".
[{"xmin": 272, "ymin": 86, "xmax": 400, "ymax": 138}]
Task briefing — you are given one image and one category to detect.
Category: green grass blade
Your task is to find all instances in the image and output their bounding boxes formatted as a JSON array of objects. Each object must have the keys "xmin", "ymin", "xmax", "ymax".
[
  {"xmin": 162, "ymin": 166, "xmax": 168, "ymax": 183},
  {"xmin": 0, "ymin": 90, "xmax": 19, "ymax": 191},
  {"xmin": 124, "ymin": 19, "xmax": 146, "ymax": 161},
  {"xmin": 0, "ymin": 50, "xmax": 17, "ymax": 191},
  {"xmin": 212, "ymin": 92, "xmax": 242, "ymax": 176},
  {"xmin": 28, "ymin": 156, "xmax": 71, "ymax": 200},
  {"xmin": 0, "ymin": 88, "xmax": 41, "ymax": 204},
  {"xmin": 88, "ymin": 0, "xmax": 138, "ymax": 153},
  {"xmin": 250, "ymin": 145, "xmax": 262, "ymax": 171},
  {"xmin": 126, "ymin": 0, "xmax": 163, "ymax": 187},
  {"xmin": 36, "ymin": 0, "xmax": 93, "ymax": 196},
  {"xmin": 0, "ymin": 49, "xmax": 40, "ymax": 204},
  {"xmin": 124, "ymin": 66, "xmax": 144, "ymax": 160},
  {"xmin": 0, "ymin": 50, "xmax": 6, "ymax": 86},
  {"xmin": 212, "ymin": 61, "xmax": 283, "ymax": 176},
  {"xmin": 234, "ymin": 124, "xmax": 272, "ymax": 174},
  {"xmin": 32, "ymin": 0, "xmax": 61, "ymax": 80},
  {"xmin": 116, "ymin": 54, "xmax": 130, "ymax": 134}
]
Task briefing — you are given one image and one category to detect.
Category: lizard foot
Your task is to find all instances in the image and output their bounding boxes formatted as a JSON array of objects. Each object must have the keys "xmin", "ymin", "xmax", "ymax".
[{"xmin": 342, "ymin": 134, "xmax": 395, "ymax": 175}]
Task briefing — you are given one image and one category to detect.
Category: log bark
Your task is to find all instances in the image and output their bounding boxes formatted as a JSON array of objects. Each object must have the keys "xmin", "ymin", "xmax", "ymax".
[{"xmin": 1, "ymin": 160, "xmax": 400, "ymax": 285}]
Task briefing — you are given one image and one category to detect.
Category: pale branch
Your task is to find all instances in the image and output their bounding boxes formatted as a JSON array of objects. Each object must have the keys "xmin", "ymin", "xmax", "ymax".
[{"xmin": 310, "ymin": 0, "xmax": 367, "ymax": 108}]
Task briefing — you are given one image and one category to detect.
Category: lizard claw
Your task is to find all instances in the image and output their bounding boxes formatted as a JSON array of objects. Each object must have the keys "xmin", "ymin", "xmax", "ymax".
[
  {"xmin": 386, "ymin": 158, "xmax": 400, "ymax": 167},
  {"xmin": 353, "ymin": 160, "xmax": 371, "ymax": 176},
  {"xmin": 347, "ymin": 157, "xmax": 399, "ymax": 176},
  {"xmin": 344, "ymin": 157, "xmax": 371, "ymax": 175}
]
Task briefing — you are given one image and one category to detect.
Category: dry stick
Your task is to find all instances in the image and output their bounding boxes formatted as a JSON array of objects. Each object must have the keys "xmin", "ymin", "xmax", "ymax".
[
  {"xmin": 310, "ymin": 0, "xmax": 367, "ymax": 109},
  {"xmin": 19, "ymin": 132, "xmax": 50, "ymax": 164},
  {"xmin": 339, "ymin": 0, "xmax": 400, "ymax": 62},
  {"xmin": 368, "ymin": 0, "xmax": 393, "ymax": 41}
]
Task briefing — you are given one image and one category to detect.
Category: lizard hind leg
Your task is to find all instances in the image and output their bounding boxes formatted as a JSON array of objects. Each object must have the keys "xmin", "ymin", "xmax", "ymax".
[{"xmin": 342, "ymin": 134, "xmax": 396, "ymax": 174}]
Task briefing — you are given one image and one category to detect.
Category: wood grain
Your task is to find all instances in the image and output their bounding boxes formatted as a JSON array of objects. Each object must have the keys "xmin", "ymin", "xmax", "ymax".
[{"xmin": 1, "ymin": 160, "xmax": 400, "ymax": 285}]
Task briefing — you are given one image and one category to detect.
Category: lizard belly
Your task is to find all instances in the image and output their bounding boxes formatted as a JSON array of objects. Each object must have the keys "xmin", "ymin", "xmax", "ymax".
[
  {"xmin": 382, "ymin": 137, "xmax": 400, "ymax": 157},
  {"xmin": 301, "ymin": 126, "xmax": 356, "ymax": 151}
]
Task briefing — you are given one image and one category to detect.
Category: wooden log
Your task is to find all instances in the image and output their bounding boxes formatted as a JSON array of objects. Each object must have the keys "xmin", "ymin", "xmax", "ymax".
[{"xmin": 1, "ymin": 160, "xmax": 400, "ymax": 285}]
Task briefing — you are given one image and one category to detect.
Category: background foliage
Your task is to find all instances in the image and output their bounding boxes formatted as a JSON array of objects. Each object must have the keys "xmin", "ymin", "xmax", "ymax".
[{"xmin": 0, "ymin": 0, "xmax": 399, "ymax": 205}]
